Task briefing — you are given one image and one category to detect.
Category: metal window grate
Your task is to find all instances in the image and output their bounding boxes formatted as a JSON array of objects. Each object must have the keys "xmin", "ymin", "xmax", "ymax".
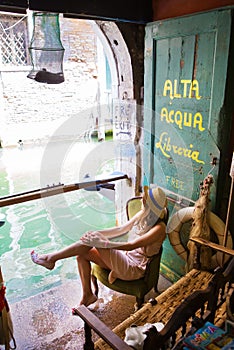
[{"xmin": 0, "ymin": 14, "xmax": 28, "ymax": 66}]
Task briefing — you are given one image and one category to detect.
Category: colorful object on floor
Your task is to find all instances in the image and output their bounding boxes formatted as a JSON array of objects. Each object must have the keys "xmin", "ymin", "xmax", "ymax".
[{"xmin": 0, "ymin": 267, "xmax": 16, "ymax": 350}]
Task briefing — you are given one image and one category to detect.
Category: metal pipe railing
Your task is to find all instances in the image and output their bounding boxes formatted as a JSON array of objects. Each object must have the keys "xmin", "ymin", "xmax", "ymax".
[{"xmin": 0, "ymin": 173, "xmax": 129, "ymax": 207}]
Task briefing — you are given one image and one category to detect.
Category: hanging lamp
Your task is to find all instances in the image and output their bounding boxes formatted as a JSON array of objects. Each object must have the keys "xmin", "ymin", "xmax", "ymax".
[{"xmin": 27, "ymin": 12, "xmax": 65, "ymax": 84}]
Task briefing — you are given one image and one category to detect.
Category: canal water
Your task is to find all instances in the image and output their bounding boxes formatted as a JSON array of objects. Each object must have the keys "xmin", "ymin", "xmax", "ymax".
[{"xmin": 0, "ymin": 141, "xmax": 116, "ymax": 303}]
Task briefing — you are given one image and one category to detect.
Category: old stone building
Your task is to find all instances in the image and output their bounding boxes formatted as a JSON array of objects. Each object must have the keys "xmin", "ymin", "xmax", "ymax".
[{"xmin": 0, "ymin": 13, "xmax": 111, "ymax": 146}]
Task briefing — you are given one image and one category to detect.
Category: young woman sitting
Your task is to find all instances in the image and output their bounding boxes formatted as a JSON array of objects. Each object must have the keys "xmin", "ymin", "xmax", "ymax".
[{"xmin": 31, "ymin": 186, "xmax": 168, "ymax": 307}]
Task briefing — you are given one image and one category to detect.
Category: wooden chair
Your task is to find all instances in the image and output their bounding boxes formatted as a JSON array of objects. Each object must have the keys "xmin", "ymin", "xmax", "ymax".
[
  {"xmin": 91, "ymin": 196, "xmax": 167, "ymax": 309},
  {"xmin": 73, "ymin": 239, "xmax": 234, "ymax": 350}
]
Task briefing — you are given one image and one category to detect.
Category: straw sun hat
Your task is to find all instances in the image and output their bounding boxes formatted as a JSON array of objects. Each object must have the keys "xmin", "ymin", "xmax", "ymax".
[{"xmin": 144, "ymin": 186, "xmax": 167, "ymax": 218}]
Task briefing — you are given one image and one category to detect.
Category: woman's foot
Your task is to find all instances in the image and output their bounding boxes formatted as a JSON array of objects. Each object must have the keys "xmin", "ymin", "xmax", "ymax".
[
  {"xmin": 72, "ymin": 294, "xmax": 98, "ymax": 315},
  {"xmin": 31, "ymin": 250, "xmax": 55, "ymax": 270},
  {"xmin": 79, "ymin": 293, "xmax": 98, "ymax": 307}
]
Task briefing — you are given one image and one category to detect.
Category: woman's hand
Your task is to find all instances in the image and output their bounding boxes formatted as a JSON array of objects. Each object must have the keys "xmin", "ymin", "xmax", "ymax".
[
  {"xmin": 80, "ymin": 231, "xmax": 110, "ymax": 248},
  {"xmin": 80, "ymin": 231, "xmax": 126, "ymax": 249}
]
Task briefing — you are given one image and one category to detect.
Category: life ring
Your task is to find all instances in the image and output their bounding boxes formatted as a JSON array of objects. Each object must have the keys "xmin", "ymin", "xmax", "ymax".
[{"xmin": 167, "ymin": 207, "xmax": 233, "ymax": 268}]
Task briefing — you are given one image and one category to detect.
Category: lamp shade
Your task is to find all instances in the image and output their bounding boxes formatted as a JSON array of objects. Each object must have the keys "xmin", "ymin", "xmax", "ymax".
[{"xmin": 27, "ymin": 12, "xmax": 65, "ymax": 84}]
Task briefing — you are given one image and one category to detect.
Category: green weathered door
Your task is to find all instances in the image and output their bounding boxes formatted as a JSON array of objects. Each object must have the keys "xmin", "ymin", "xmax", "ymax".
[{"xmin": 143, "ymin": 10, "xmax": 232, "ymax": 280}]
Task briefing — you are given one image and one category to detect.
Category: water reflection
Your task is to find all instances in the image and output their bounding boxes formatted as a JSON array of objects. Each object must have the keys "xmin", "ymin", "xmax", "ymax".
[{"xmin": 0, "ymin": 142, "xmax": 116, "ymax": 303}]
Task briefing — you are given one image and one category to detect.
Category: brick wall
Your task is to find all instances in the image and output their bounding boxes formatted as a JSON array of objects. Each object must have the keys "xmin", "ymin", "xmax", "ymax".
[{"xmin": 0, "ymin": 16, "xmax": 100, "ymax": 146}]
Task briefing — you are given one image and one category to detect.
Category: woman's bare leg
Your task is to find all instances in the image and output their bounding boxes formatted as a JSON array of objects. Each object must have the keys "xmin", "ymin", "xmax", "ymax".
[
  {"xmin": 76, "ymin": 248, "xmax": 110, "ymax": 306},
  {"xmin": 31, "ymin": 241, "xmax": 92, "ymax": 270},
  {"xmin": 31, "ymin": 243, "xmax": 113, "ymax": 307},
  {"xmin": 76, "ymin": 256, "xmax": 97, "ymax": 306}
]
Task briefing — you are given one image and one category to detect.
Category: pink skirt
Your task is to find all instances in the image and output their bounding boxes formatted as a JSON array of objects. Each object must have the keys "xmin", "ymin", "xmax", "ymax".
[{"xmin": 96, "ymin": 248, "xmax": 147, "ymax": 282}]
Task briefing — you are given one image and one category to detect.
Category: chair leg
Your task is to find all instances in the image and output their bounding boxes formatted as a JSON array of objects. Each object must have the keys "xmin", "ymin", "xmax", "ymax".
[
  {"xmin": 84, "ymin": 322, "xmax": 95, "ymax": 350},
  {"xmin": 91, "ymin": 274, "xmax": 99, "ymax": 297},
  {"xmin": 136, "ymin": 297, "xmax": 144, "ymax": 310}
]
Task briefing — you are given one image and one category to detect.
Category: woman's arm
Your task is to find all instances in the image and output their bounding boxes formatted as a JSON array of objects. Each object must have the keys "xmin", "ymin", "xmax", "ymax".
[
  {"xmin": 95, "ymin": 210, "xmax": 143, "ymax": 239},
  {"xmin": 80, "ymin": 211, "xmax": 143, "ymax": 249},
  {"xmin": 114, "ymin": 222, "xmax": 166, "ymax": 251}
]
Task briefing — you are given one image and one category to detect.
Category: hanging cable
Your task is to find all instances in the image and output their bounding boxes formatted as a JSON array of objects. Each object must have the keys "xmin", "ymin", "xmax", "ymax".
[{"xmin": 0, "ymin": 14, "xmax": 27, "ymax": 33}]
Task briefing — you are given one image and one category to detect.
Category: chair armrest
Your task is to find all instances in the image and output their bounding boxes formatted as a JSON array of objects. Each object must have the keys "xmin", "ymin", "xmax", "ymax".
[
  {"xmin": 189, "ymin": 238, "xmax": 234, "ymax": 256},
  {"xmin": 73, "ymin": 305, "xmax": 132, "ymax": 350}
]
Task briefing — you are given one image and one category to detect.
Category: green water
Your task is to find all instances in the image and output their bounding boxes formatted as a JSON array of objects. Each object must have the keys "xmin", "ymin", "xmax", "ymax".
[{"xmin": 0, "ymin": 142, "xmax": 116, "ymax": 303}]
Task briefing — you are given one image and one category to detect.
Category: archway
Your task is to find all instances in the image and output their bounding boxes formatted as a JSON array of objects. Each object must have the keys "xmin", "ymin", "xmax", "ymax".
[{"xmin": 92, "ymin": 20, "xmax": 134, "ymax": 100}]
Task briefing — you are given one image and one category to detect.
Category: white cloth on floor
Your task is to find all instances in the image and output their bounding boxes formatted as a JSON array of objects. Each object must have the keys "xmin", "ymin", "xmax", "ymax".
[{"xmin": 124, "ymin": 322, "xmax": 164, "ymax": 350}]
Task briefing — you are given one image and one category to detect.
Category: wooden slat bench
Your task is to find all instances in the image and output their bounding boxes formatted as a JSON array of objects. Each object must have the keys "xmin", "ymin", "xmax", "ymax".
[
  {"xmin": 93, "ymin": 270, "xmax": 219, "ymax": 350},
  {"xmin": 74, "ymin": 241, "xmax": 234, "ymax": 350}
]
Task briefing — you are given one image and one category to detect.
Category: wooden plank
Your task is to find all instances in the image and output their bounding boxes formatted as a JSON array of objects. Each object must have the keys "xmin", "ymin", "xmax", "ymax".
[
  {"xmin": 144, "ymin": 10, "xmax": 232, "ymax": 279},
  {"xmin": 73, "ymin": 305, "xmax": 132, "ymax": 350},
  {"xmin": 147, "ymin": 11, "xmax": 220, "ymax": 38},
  {"xmin": 190, "ymin": 237, "xmax": 234, "ymax": 256},
  {"xmin": 209, "ymin": 10, "xmax": 231, "ymax": 141}
]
